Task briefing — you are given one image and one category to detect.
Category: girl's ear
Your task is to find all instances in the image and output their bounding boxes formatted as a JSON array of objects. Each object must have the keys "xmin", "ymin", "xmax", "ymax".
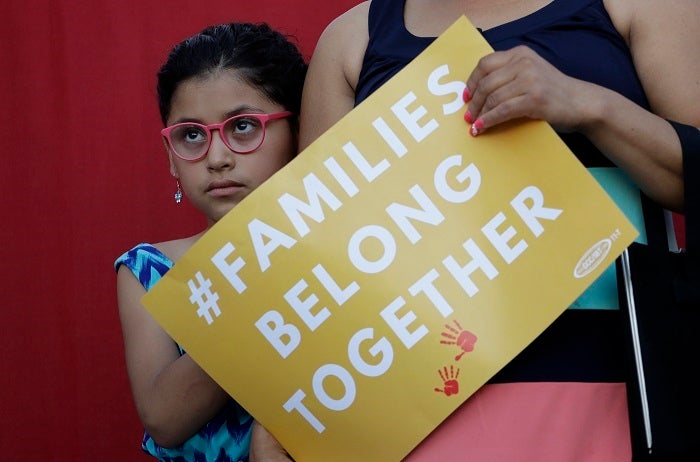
[{"xmin": 164, "ymin": 139, "xmax": 180, "ymax": 179}]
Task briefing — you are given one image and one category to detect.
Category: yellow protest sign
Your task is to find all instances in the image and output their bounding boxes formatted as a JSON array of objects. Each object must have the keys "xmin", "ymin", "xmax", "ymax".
[{"xmin": 142, "ymin": 16, "xmax": 638, "ymax": 462}]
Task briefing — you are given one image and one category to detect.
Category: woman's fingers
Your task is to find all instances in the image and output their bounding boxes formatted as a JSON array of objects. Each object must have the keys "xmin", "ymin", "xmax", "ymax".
[{"xmin": 464, "ymin": 46, "xmax": 584, "ymax": 134}]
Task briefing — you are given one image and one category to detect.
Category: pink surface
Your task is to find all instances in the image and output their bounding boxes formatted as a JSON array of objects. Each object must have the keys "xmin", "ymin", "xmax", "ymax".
[{"xmin": 405, "ymin": 382, "xmax": 631, "ymax": 461}]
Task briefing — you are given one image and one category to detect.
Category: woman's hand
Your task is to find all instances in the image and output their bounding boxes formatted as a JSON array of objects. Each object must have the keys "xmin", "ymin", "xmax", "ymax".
[
  {"xmin": 461, "ymin": 39, "xmax": 691, "ymax": 211},
  {"xmin": 464, "ymin": 45, "xmax": 596, "ymax": 136}
]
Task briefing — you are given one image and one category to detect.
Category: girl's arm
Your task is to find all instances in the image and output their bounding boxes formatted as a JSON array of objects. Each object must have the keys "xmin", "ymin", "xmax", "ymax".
[{"xmin": 117, "ymin": 265, "xmax": 230, "ymax": 447}]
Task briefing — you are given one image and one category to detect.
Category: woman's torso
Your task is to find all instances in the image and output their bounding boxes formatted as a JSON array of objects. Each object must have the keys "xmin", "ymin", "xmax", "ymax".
[
  {"xmin": 356, "ymin": 0, "xmax": 649, "ymax": 124},
  {"xmin": 355, "ymin": 1, "xmax": 645, "ymax": 459}
]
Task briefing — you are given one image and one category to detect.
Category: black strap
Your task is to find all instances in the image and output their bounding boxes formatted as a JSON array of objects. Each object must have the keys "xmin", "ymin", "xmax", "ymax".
[
  {"xmin": 622, "ymin": 121, "xmax": 700, "ymax": 459},
  {"xmin": 639, "ymin": 194, "xmax": 666, "ymax": 249},
  {"xmin": 638, "ymin": 120, "xmax": 700, "ymax": 304},
  {"xmin": 669, "ymin": 120, "xmax": 700, "ymax": 302},
  {"xmin": 670, "ymin": 121, "xmax": 700, "ymax": 256}
]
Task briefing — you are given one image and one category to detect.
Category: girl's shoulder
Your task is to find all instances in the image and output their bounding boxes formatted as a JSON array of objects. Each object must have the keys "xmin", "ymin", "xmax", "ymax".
[
  {"xmin": 114, "ymin": 231, "xmax": 204, "ymax": 272},
  {"xmin": 153, "ymin": 232, "xmax": 205, "ymax": 264}
]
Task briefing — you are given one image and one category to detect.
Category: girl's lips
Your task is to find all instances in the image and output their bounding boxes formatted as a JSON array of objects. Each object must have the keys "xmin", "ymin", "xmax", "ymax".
[{"xmin": 206, "ymin": 179, "xmax": 244, "ymax": 197}]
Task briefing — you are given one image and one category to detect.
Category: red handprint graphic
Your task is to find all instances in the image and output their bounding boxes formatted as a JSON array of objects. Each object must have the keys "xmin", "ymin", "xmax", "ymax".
[
  {"xmin": 434, "ymin": 365, "xmax": 460, "ymax": 396},
  {"xmin": 440, "ymin": 319, "xmax": 477, "ymax": 360}
]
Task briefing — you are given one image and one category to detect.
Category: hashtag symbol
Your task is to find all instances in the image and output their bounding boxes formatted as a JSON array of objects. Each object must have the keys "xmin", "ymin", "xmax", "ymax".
[{"xmin": 188, "ymin": 271, "xmax": 221, "ymax": 325}]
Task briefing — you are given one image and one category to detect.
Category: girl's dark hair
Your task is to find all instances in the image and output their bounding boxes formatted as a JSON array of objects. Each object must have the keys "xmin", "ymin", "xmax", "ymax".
[{"xmin": 157, "ymin": 22, "xmax": 307, "ymax": 126}]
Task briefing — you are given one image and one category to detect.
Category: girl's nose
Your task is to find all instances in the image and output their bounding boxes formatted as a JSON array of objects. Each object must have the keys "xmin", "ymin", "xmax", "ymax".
[{"xmin": 206, "ymin": 129, "xmax": 235, "ymax": 169}]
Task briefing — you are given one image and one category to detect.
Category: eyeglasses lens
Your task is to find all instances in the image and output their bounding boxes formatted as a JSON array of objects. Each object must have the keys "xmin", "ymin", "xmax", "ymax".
[
  {"xmin": 168, "ymin": 114, "xmax": 268, "ymax": 160},
  {"xmin": 170, "ymin": 125, "xmax": 209, "ymax": 160},
  {"xmin": 222, "ymin": 116, "xmax": 265, "ymax": 154}
]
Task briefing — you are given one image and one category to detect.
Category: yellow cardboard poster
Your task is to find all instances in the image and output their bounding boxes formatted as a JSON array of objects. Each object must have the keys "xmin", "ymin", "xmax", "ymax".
[{"xmin": 142, "ymin": 17, "xmax": 638, "ymax": 462}]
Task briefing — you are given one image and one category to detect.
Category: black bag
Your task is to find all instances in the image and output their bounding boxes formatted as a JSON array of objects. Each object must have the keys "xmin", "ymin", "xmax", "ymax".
[{"xmin": 618, "ymin": 121, "xmax": 700, "ymax": 460}]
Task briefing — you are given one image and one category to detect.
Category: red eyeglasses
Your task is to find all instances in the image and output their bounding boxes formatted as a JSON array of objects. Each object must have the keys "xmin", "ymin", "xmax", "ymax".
[{"xmin": 161, "ymin": 111, "xmax": 293, "ymax": 161}]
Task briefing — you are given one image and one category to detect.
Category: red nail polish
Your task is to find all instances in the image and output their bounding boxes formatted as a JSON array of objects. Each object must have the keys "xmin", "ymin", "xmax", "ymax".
[
  {"xmin": 464, "ymin": 111, "xmax": 474, "ymax": 124},
  {"xmin": 462, "ymin": 87, "xmax": 471, "ymax": 102},
  {"xmin": 470, "ymin": 119, "xmax": 484, "ymax": 137}
]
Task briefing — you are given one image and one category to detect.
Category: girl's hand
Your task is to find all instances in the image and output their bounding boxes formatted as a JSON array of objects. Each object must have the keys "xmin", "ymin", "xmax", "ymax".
[{"xmin": 249, "ymin": 420, "xmax": 294, "ymax": 462}]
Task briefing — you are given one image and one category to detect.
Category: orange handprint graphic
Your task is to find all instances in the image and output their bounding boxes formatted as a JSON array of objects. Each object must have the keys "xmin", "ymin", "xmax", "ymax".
[
  {"xmin": 440, "ymin": 319, "xmax": 477, "ymax": 360},
  {"xmin": 434, "ymin": 365, "xmax": 460, "ymax": 396}
]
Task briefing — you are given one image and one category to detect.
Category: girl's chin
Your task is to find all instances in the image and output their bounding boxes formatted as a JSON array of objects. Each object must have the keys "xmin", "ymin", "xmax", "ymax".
[{"xmin": 213, "ymin": 201, "xmax": 241, "ymax": 221}]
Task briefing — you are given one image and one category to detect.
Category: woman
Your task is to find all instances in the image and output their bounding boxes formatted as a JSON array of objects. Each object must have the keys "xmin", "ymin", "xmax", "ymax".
[{"xmin": 294, "ymin": 0, "xmax": 700, "ymax": 460}]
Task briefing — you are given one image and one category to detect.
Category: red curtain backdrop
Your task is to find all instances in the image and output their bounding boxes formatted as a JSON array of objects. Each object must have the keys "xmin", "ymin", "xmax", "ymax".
[
  {"xmin": 0, "ymin": 2, "xmax": 686, "ymax": 461},
  {"xmin": 0, "ymin": 1, "xmax": 358, "ymax": 460}
]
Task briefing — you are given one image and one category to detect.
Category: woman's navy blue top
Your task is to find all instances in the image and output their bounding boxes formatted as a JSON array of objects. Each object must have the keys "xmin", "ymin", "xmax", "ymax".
[
  {"xmin": 353, "ymin": 1, "xmax": 655, "ymax": 458},
  {"xmin": 356, "ymin": 0, "xmax": 650, "ymax": 168}
]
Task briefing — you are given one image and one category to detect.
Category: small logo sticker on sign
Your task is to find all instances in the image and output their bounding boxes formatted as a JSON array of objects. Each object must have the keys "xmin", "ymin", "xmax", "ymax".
[{"xmin": 574, "ymin": 238, "xmax": 612, "ymax": 279}]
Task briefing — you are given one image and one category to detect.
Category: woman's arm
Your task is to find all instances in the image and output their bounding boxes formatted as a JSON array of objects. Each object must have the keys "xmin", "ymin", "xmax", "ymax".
[
  {"xmin": 464, "ymin": 0, "xmax": 700, "ymax": 211},
  {"xmin": 116, "ymin": 265, "xmax": 230, "ymax": 447},
  {"xmin": 299, "ymin": 1, "xmax": 370, "ymax": 150}
]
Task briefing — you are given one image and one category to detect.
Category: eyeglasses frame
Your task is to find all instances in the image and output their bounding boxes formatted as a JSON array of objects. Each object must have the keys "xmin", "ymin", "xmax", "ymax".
[{"xmin": 161, "ymin": 111, "xmax": 293, "ymax": 161}]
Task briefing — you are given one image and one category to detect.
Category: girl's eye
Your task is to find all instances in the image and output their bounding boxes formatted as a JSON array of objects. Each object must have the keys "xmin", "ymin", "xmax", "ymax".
[
  {"xmin": 181, "ymin": 126, "xmax": 207, "ymax": 143},
  {"xmin": 229, "ymin": 117, "xmax": 262, "ymax": 136}
]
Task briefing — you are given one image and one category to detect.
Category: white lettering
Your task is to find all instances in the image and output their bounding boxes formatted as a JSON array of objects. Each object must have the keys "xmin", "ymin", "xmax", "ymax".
[
  {"xmin": 511, "ymin": 186, "xmax": 563, "ymax": 237},
  {"xmin": 311, "ymin": 263, "xmax": 360, "ymax": 305},
  {"xmin": 343, "ymin": 141, "xmax": 390, "ymax": 182},
  {"xmin": 380, "ymin": 296, "xmax": 429, "ymax": 349},
  {"xmin": 434, "ymin": 155, "xmax": 481, "ymax": 203},
  {"xmin": 373, "ymin": 117, "xmax": 408, "ymax": 158},
  {"xmin": 427, "ymin": 64, "xmax": 466, "ymax": 115},
  {"xmin": 248, "ymin": 219, "xmax": 297, "ymax": 272},
  {"xmin": 482, "ymin": 212, "xmax": 527, "ymax": 264},
  {"xmin": 386, "ymin": 185, "xmax": 445, "ymax": 244},
  {"xmin": 278, "ymin": 173, "xmax": 343, "ymax": 238},
  {"xmin": 408, "ymin": 268, "xmax": 454, "ymax": 317},
  {"xmin": 284, "ymin": 279, "xmax": 330, "ymax": 331},
  {"xmin": 254, "ymin": 310, "xmax": 301, "ymax": 359},
  {"xmin": 283, "ymin": 390, "xmax": 325, "ymax": 433},
  {"xmin": 323, "ymin": 156, "xmax": 360, "ymax": 198},
  {"xmin": 443, "ymin": 239, "xmax": 499, "ymax": 297},
  {"xmin": 392, "ymin": 91, "xmax": 439, "ymax": 142},
  {"xmin": 348, "ymin": 225, "xmax": 397, "ymax": 274},
  {"xmin": 348, "ymin": 328, "xmax": 394, "ymax": 377},
  {"xmin": 211, "ymin": 242, "xmax": 246, "ymax": 293},
  {"xmin": 312, "ymin": 364, "xmax": 356, "ymax": 411}
]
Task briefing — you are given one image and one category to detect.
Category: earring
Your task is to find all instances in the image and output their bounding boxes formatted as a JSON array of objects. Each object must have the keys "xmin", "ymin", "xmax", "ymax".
[{"xmin": 174, "ymin": 180, "xmax": 183, "ymax": 204}]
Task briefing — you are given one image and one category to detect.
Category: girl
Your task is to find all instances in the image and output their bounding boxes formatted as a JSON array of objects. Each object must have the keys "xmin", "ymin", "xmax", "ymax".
[{"xmin": 115, "ymin": 22, "xmax": 305, "ymax": 461}]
